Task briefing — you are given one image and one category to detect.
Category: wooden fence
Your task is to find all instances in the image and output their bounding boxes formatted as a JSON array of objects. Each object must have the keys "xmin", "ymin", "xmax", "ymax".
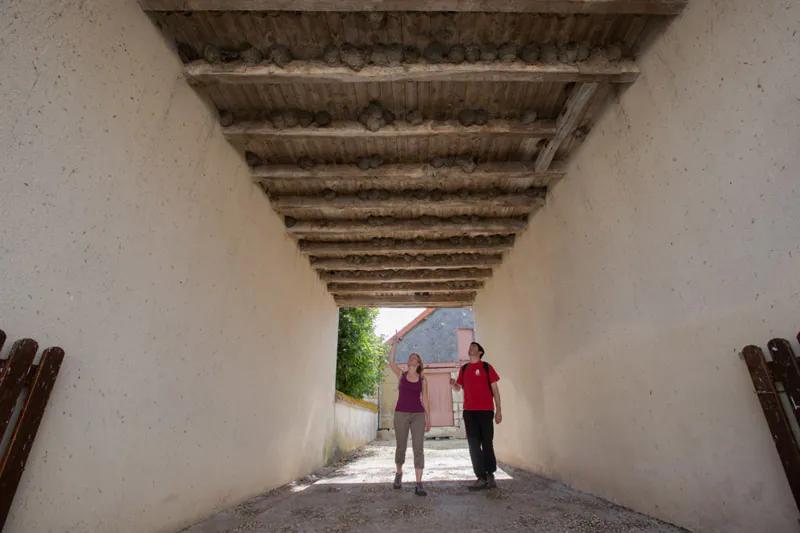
[
  {"xmin": 742, "ymin": 330, "xmax": 800, "ymax": 515},
  {"xmin": 0, "ymin": 329, "xmax": 64, "ymax": 531}
]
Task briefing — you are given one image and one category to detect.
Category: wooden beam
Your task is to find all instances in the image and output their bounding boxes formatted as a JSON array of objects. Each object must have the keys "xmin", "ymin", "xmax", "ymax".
[
  {"xmin": 298, "ymin": 236, "xmax": 514, "ymax": 255},
  {"xmin": 335, "ymin": 293, "xmax": 476, "ymax": 308},
  {"xmin": 319, "ymin": 268, "xmax": 492, "ymax": 283},
  {"xmin": 328, "ymin": 281, "xmax": 484, "ymax": 294},
  {"xmin": 186, "ymin": 60, "xmax": 639, "ymax": 86},
  {"xmin": 253, "ymin": 162, "xmax": 564, "ymax": 185},
  {"xmin": 285, "ymin": 217, "xmax": 527, "ymax": 237},
  {"xmin": 310, "ymin": 253, "xmax": 503, "ymax": 270},
  {"xmin": 272, "ymin": 190, "xmax": 544, "ymax": 213},
  {"xmin": 534, "ymin": 82, "xmax": 600, "ymax": 172},
  {"xmin": 226, "ymin": 119, "xmax": 555, "ymax": 142},
  {"xmin": 141, "ymin": 0, "xmax": 687, "ymax": 15}
]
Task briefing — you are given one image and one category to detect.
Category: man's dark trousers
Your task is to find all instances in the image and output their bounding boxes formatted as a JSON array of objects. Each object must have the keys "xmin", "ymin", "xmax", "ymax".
[{"xmin": 463, "ymin": 410, "xmax": 496, "ymax": 479}]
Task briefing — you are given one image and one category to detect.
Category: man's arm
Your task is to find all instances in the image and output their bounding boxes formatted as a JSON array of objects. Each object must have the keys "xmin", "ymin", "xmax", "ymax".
[
  {"xmin": 449, "ymin": 371, "xmax": 462, "ymax": 392},
  {"xmin": 491, "ymin": 382, "xmax": 502, "ymax": 424}
]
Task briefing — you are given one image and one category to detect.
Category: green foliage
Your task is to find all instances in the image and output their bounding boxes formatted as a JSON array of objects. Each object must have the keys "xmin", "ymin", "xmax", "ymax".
[{"xmin": 336, "ymin": 308, "xmax": 387, "ymax": 399}]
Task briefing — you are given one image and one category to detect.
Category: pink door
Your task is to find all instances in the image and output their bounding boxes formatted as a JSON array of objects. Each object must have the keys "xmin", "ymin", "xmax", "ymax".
[
  {"xmin": 427, "ymin": 372, "xmax": 454, "ymax": 427},
  {"xmin": 457, "ymin": 328, "xmax": 474, "ymax": 362}
]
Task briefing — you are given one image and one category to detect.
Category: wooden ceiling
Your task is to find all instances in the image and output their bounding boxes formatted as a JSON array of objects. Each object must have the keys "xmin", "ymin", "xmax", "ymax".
[{"xmin": 139, "ymin": 0, "xmax": 685, "ymax": 308}]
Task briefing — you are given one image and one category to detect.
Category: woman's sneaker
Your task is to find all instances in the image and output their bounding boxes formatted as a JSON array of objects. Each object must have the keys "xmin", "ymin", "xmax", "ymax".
[
  {"xmin": 415, "ymin": 483, "xmax": 427, "ymax": 496},
  {"xmin": 468, "ymin": 478, "xmax": 488, "ymax": 491},
  {"xmin": 393, "ymin": 472, "xmax": 402, "ymax": 489}
]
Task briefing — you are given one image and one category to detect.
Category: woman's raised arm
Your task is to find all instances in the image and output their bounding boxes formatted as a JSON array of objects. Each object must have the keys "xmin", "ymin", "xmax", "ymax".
[{"xmin": 388, "ymin": 336, "xmax": 402, "ymax": 378}]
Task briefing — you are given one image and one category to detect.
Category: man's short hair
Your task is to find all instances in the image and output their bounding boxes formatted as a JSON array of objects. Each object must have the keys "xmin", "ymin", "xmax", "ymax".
[{"xmin": 471, "ymin": 341, "xmax": 485, "ymax": 358}]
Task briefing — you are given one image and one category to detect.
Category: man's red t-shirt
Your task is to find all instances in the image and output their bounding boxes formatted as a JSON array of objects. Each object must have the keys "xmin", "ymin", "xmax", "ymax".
[{"xmin": 457, "ymin": 361, "xmax": 500, "ymax": 411}]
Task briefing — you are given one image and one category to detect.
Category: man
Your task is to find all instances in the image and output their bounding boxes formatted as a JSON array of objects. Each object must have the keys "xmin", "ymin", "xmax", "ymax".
[{"xmin": 449, "ymin": 341, "xmax": 502, "ymax": 490}]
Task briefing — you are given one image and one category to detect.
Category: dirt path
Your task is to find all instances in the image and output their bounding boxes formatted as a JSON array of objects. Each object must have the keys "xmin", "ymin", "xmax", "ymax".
[{"xmin": 181, "ymin": 440, "xmax": 687, "ymax": 533}]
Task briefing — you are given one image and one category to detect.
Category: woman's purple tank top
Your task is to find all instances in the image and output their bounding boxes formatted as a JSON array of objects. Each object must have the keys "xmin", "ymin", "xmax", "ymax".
[{"xmin": 395, "ymin": 372, "xmax": 425, "ymax": 413}]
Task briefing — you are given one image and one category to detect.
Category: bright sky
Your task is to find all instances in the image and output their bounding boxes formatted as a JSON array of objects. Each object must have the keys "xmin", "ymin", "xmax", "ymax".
[{"xmin": 374, "ymin": 308, "xmax": 427, "ymax": 340}]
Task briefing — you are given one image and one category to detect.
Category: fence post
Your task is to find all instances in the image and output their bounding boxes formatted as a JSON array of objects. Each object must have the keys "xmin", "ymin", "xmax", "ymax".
[
  {"xmin": 0, "ymin": 347, "xmax": 64, "ymax": 531},
  {"xmin": 0, "ymin": 340, "xmax": 38, "ymax": 442},
  {"xmin": 768, "ymin": 338, "xmax": 800, "ymax": 428},
  {"xmin": 742, "ymin": 344, "xmax": 800, "ymax": 511}
]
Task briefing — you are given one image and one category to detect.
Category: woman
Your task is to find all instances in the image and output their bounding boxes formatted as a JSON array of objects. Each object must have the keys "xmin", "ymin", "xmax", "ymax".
[{"xmin": 389, "ymin": 338, "xmax": 431, "ymax": 496}]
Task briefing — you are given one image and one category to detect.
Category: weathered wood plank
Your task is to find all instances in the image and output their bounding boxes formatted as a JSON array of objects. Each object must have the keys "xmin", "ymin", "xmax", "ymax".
[
  {"xmin": 298, "ymin": 236, "xmax": 514, "ymax": 255},
  {"xmin": 186, "ymin": 60, "xmax": 639, "ymax": 85},
  {"xmin": 741, "ymin": 345, "xmax": 800, "ymax": 513},
  {"xmin": 310, "ymin": 253, "xmax": 503, "ymax": 270},
  {"xmin": 253, "ymin": 162, "xmax": 565, "ymax": 183},
  {"xmin": 0, "ymin": 329, "xmax": 6, "ymax": 376},
  {"xmin": 767, "ymin": 338, "xmax": 800, "ymax": 430},
  {"xmin": 319, "ymin": 268, "xmax": 492, "ymax": 282},
  {"xmin": 0, "ymin": 339, "xmax": 37, "ymax": 443},
  {"xmin": 328, "ymin": 280, "xmax": 484, "ymax": 294},
  {"xmin": 535, "ymin": 82, "xmax": 600, "ymax": 171},
  {"xmin": 286, "ymin": 217, "xmax": 527, "ymax": 237},
  {"xmin": 335, "ymin": 292, "xmax": 476, "ymax": 308},
  {"xmin": 272, "ymin": 190, "xmax": 544, "ymax": 212},
  {"xmin": 141, "ymin": 0, "xmax": 687, "ymax": 15},
  {"xmin": 225, "ymin": 119, "xmax": 556, "ymax": 142},
  {"xmin": 0, "ymin": 347, "xmax": 64, "ymax": 531}
]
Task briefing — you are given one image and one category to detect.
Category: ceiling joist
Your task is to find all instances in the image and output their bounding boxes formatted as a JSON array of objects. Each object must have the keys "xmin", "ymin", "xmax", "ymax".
[
  {"xmin": 140, "ymin": 0, "xmax": 687, "ymax": 15},
  {"xmin": 284, "ymin": 217, "xmax": 528, "ymax": 238},
  {"xmin": 252, "ymin": 162, "xmax": 562, "ymax": 182},
  {"xmin": 271, "ymin": 190, "xmax": 544, "ymax": 212},
  {"xmin": 185, "ymin": 60, "xmax": 639, "ymax": 86},
  {"xmin": 310, "ymin": 254, "xmax": 503, "ymax": 271},
  {"xmin": 298, "ymin": 236, "xmax": 514, "ymax": 256},
  {"xmin": 334, "ymin": 293, "xmax": 477, "ymax": 308},
  {"xmin": 327, "ymin": 281, "xmax": 484, "ymax": 294},
  {"xmin": 318, "ymin": 268, "xmax": 492, "ymax": 283},
  {"xmin": 225, "ymin": 119, "xmax": 556, "ymax": 143}
]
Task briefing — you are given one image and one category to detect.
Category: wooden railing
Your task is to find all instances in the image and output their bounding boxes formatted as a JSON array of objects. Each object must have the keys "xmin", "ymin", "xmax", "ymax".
[
  {"xmin": 0, "ymin": 330, "xmax": 64, "ymax": 531},
  {"xmin": 742, "ymin": 330, "xmax": 800, "ymax": 515}
]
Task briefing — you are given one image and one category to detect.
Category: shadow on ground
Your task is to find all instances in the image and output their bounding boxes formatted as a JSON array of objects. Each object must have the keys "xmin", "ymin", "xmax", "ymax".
[{"xmin": 181, "ymin": 440, "xmax": 688, "ymax": 533}]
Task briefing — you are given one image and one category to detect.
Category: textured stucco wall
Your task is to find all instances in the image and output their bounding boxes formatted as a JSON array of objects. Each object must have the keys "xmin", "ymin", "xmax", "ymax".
[
  {"xmin": 0, "ymin": 0, "xmax": 338, "ymax": 532},
  {"xmin": 474, "ymin": 1, "xmax": 800, "ymax": 532},
  {"xmin": 333, "ymin": 394, "xmax": 378, "ymax": 456}
]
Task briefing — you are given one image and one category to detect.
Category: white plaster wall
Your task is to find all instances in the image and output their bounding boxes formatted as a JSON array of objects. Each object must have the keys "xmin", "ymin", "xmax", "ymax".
[
  {"xmin": 333, "ymin": 398, "xmax": 378, "ymax": 454},
  {"xmin": 0, "ymin": 0, "xmax": 339, "ymax": 532},
  {"xmin": 474, "ymin": 1, "xmax": 800, "ymax": 531}
]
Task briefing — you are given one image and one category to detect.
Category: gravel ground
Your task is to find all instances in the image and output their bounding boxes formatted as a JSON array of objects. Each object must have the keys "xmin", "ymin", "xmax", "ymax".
[{"xmin": 181, "ymin": 440, "xmax": 688, "ymax": 533}]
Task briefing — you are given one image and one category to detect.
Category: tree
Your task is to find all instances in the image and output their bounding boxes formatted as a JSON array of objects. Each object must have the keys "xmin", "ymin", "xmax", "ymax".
[{"xmin": 335, "ymin": 308, "xmax": 387, "ymax": 399}]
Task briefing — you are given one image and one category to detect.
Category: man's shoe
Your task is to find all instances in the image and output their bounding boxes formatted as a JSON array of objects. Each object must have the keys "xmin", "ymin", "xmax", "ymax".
[
  {"xmin": 468, "ymin": 478, "xmax": 488, "ymax": 491},
  {"xmin": 393, "ymin": 472, "xmax": 402, "ymax": 489},
  {"xmin": 487, "ymin": 474, "xmax": 497, "ymax": 489}
]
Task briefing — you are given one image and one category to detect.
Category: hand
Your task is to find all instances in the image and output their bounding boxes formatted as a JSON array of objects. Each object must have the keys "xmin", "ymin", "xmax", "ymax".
[
  {"xmin": 425, "ymin": 419, "xmax": 432, "ymax": 432},
  {"xmin": 495, "ymin": 411, "xmax": 502, "ymax": 424},
  {"xmin": 449, "ymin": 378, "xmax": 456, "ymax": 387}
]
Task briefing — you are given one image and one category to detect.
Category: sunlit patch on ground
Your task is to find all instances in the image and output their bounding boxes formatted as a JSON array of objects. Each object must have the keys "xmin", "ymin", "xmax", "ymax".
[{"xmin": 182, "ymin": 440, "xmax": 688, "ymax": 533}]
